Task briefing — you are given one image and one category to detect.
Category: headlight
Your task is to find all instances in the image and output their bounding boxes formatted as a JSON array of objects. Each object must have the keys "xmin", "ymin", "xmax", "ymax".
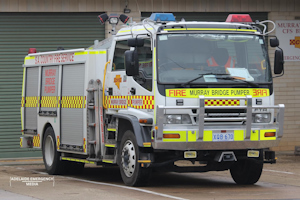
[
  {"xmin": 253, "ymin": 113, "xmax": 271, "ymax": 123},
  {"xmin": 164, "ymin": 114, "xmax": 192, "ymax": 124}
]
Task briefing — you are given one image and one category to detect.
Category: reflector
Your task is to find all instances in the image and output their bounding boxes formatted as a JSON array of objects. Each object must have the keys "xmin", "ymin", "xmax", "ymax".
[
  {"xmin": 163, "ymin": 133, "xmax": 180, "ymax": 139},
  {"xmin": 265, "ymin": 132, "xmax": 276, "ymax": 137}
]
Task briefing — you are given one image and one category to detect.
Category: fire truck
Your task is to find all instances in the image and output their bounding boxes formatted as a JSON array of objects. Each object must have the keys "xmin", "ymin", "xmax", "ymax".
[{"xmin": 21, "ymin": 13, "xmax": 285, "ymax": 186}]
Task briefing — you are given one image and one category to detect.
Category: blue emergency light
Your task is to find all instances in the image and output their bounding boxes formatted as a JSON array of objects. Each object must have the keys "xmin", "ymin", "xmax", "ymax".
[{"xmin": 149, "ymin": 13, "xmax": 175, "ymax": 22}]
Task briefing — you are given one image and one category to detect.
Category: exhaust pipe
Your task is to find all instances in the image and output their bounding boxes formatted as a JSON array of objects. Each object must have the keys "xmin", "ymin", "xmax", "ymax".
[{"xmin": 215, "ymin": 151, "xmax": 237, "ymax": 162}]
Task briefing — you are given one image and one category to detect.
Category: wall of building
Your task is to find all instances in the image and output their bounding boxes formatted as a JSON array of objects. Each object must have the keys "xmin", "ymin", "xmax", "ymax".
[{"xmin": 0, "ymin": 0, "xmax": 299, "ymax": 151}]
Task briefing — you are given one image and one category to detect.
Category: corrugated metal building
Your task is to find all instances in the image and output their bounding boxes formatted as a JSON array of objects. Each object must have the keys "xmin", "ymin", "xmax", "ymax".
[{"xmin": 0, "ymin": 0, "xmax": 299, "ymax": 158}]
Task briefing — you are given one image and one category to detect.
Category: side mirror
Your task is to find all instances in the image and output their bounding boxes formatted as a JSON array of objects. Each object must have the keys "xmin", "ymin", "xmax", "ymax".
[
  {"xmin": 128, "ymin": 38, "xmax": 144, "ymax": 47},
  {"xmin": 270, "ymin": 38, "xmax": 279, "ymax": 47},
  {"xmin": 125, "ymin": 49, "xmax": 139, "ymax": 76},
  {"xmin": 274, "ymin": 49, "xmax": 284, "ymax": 74}
]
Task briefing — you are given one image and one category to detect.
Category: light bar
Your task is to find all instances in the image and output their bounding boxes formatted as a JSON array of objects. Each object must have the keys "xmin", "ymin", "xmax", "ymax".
[
  {"xmin": 149, "ymin": 13, "xmax": 175, "ymax": 22},
  {"xmin": 226, "ymin": 14, "xmax": 253, "ymax": 23}
]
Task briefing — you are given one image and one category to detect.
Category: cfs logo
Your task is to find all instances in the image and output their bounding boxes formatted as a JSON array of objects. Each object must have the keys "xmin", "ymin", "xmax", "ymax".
[{"xmin": 290, "ymin": 36, "xmax": 300, "ymax": 48}]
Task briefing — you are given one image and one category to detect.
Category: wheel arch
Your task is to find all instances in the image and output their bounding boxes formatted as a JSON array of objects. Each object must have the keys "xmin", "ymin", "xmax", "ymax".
[
  {"xmin": 113, "ymin": 114, "xmax": 149, "ymax": 147},
  {"xmin": 41, "ymin": 123, "xmax": 54, "ymax": 149}
]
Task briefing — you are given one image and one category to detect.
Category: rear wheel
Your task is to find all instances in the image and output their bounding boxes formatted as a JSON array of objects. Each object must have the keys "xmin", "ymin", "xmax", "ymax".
[
  {"xmin": 118, "ymin": 130, "xmax": 151, "ymax": 186},
  {"xmin": 230, "ymin": 157, "xmax": 263, "ymax": 185},
  {"xmin": 42, "ymin": 127, "xmax": 65, "ymax": 174}
]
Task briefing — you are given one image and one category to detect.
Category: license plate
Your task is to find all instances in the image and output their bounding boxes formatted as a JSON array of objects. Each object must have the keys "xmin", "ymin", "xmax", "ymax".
[
  {"xmin": 213, "ymin": 133, "xmax": 234, "ymax": 141},
  {"xmin": 184, "ymin": 151, "xmax": 197, "ymax": 158}
]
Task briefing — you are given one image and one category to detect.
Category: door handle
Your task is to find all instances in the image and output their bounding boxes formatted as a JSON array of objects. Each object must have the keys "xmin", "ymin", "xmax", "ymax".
[{"xmin": 130, "ymin": 87, "xmax": 136, "ymax": 95}]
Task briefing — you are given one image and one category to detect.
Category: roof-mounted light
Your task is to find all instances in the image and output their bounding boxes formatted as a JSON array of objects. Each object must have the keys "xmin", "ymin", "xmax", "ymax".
[
  {"xmin": 149, "ymin": 13, "xmax": 175, "ymax": 22},
  {"xmin": 97, "ymin": 13, "xmax": 129, "ymax": 25},
  {"xmin": 226, "ymin": 14, "xmax": 253, "ymax": 23},
  {"xmin": 28, "ymin": 48, "xmax": 36, "ymax": 54}
]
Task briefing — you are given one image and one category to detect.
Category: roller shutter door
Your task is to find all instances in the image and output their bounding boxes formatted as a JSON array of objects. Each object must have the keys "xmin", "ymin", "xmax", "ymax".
[{"xmin": 0, "ymin": 12, "xmax": 105, "ymax": 158}]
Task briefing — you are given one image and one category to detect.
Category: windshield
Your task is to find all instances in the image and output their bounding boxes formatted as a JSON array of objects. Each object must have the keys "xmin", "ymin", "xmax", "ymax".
[{"xmin": 157, "ymin": 33, "xmax": 271, "ymax": 85}]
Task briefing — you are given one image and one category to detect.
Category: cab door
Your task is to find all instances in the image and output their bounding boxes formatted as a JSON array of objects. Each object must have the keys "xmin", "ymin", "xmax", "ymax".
[{"xmin": 127, "ymin": 39, "xmax": 154, "ymax": 112}]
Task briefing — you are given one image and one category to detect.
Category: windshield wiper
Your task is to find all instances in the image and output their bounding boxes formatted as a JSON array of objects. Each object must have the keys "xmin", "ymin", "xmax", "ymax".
[
  {"xmin": 216, "ymin": 76, "xmax": 259, "ymax": 87},
  {"xmin": 181, "ymin": 73, "xmax": 228, "ymax": 87}
]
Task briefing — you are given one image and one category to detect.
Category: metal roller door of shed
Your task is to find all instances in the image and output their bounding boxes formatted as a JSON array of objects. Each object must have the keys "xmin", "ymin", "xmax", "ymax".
[{"xmin": 0, "ymin": 13, "xmax": 105, "ymax": 158}]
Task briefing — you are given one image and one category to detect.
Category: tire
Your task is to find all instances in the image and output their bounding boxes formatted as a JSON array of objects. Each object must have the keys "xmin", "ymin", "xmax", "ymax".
[
  {"xmin": 230, "ymin": 158, "xmax": 263, "ymax": 185},
  {"xmin": 42, "ymin": 127, "xmax": 65, "ymax": 175},
  {"xmin": 118, "ymin": 130, "xmax": 151, "ymax": 186}
]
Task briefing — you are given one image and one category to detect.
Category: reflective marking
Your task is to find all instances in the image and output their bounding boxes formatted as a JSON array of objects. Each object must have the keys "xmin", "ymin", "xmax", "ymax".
[
  {"xmin": 89, "ymin": 51, "xmax": 106, "ymax": 54},
  {"xmin": 107, "ymin": 128, "xmax": 116, "ymax": 132},
  {"xmin": 102, "ymin": 160, "xmax": 114, "ymax": 163},
  {"xmin": 166, "ymin": 28, "xmax": 257, "ymax": 32},
  {"xmin": 251, "ymin": 130, "xmax": 259, "ymax": 141},
  {"xmin": 138, "ymin": 160, "xmax": 151, "ymax": 163},
  {"xmin": 234, "ymin": 130, "xmax": 244, "ymax": 141},
  {"xmin": 24, "ymin": 56, "xmax": 35, "ymax": 64},
  {"xmin": 74, "ymin": 52, "xmax": 88, "ymax": 55},
  {"xmin": 203, "ymin": 130, "xmax": 213, "ymax": 141},
  {"xmin": 33, "ymin": 134, "xmax": 40, "ymax": 147},
  {"xmin": 118, "ymin": 28, "xmax": 154, "ymax": 33},
  {"xmin": 105, "ymin": 144, "xmax": 116, "ymax": 148},
  {"xmin": 143, "ymin": 142, "xmax": 151, "ymax": 147},
  {"xmin": 61, "ymin": 157, "xmax": 95, "ymax": 164}
]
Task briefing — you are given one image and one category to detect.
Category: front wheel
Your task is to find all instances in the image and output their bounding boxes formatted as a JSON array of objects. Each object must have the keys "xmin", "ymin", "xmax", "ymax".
[
  {"xmin": 118, "ymin": 130, "xmax": 151, "ymax": 186},
  {"xmin": 230, "ymin": 157, "xmax": 263, "ymax": 185}
]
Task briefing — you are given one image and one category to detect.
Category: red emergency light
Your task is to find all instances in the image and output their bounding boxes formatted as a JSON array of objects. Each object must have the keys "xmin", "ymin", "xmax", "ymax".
[
  {"xmin": 225, "ymin": 14, "xmax": 253, "ymax": 23},
  {"xmin": 28, "ymin": 48, "xmax": 37, "ymax": 54}
]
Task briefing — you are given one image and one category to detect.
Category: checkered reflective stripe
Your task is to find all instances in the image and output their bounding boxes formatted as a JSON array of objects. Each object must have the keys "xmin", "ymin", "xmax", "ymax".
[
  {"xmin": 60, "ymin": 96, "xmax": 86, "ymax": 108},
  {"xmin": 20, "ymin": 138, "xmax": 23, "ymax": 147},
  {"xmin": 22, "ymin": 96, "xmax": 38, "ymax": 107},
  {"xmin": 130, "ymin": 95, "xmax": 154, "ymax": 109},
  {"xmin": 105, "ymin": 95, "xmax": 154, "ymax": 109},
  {"xmin": 22, "ymin": 96, "xmax": 86, "ymax": 108},
  {"xmin": 33, "ymin": 134, "xmax": 40, "ymax": 147},
  {"xmin": 106, "ymin": 96, "xmax": 128, "ymax": 109},
  {"xmin": 205, "ymin": 99, "xmax": 240, "ymax": 106},
  {"xmin": 40, "ymin": 96, "xmax": 58, "ymax": 108}
]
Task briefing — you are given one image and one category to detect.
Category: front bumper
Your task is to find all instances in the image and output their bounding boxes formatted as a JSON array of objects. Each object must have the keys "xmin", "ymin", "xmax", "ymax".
[{"xmin": 153, "ymin": 96, "xmax": 285, "ymax": 150}]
